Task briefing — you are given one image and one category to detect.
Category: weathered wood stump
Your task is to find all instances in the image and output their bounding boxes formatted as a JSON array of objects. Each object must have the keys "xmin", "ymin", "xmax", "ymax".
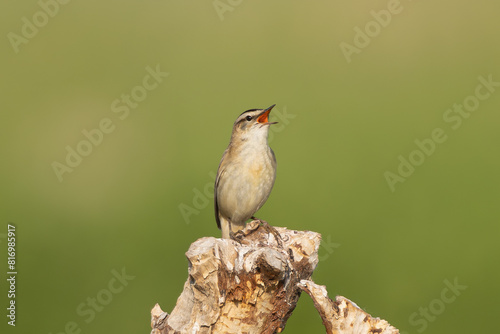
[
  {"xmin": 298, "ymin": 280, "xmax": 400, "ymax": 334},
  {"xmin": 151, "ymin": 221, "xmax": 400, "ymax": 334}
]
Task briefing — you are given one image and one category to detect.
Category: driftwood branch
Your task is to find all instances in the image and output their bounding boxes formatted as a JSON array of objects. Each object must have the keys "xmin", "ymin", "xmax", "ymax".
[
  {"xmin": 151, "ymin": 222, "xmax": 400, "ymax": 334},
  {"xmin": 298, "ymin": 280, "xmax": 399, "ymax": 334}
]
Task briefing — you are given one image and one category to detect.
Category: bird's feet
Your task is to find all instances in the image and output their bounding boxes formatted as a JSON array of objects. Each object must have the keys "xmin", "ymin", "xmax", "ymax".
[
  {"xmin": 229, "ymin": 230, "xmax": 246, "ymax": 244},
  {"xmin": 251, "ymin": 216, "xmax": 283, "ymax": 248}
]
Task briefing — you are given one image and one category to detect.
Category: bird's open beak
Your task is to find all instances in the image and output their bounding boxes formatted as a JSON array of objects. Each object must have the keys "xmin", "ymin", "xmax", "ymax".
[{"xmin": 257, "ymin": 104, "xmax": 278, "ymax": 125}]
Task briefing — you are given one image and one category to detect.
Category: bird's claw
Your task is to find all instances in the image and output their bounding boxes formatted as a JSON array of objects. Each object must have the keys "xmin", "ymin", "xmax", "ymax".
[
  {"xmin": 229, "ymin": 230, "xmax": 246, "ymax": 244},
  {"xmin": 252, "ymin": 217, "xmax": 283, "ymax": 248}
]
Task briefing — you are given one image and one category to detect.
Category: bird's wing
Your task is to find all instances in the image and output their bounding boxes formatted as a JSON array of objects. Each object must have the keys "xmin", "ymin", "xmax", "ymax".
[
  {"xmin": 214, "ymin": 148, "xmax": 229, "ymax": 230},
  {"xmin": 270, "ymin": 147, "xmax": 277, "ymax": 169}
]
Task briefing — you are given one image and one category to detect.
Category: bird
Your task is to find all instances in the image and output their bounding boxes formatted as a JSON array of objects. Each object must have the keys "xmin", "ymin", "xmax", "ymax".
[{"xmin": 214, "ymin": 105, "xmax": 278, "ymax": 239}]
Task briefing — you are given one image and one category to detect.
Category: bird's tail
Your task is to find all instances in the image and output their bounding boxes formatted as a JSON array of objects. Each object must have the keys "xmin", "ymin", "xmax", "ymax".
[
  {"xmin": 220, "ymin": 217, "xmax": 245, "ymax": 239},
  {"xmin": 220, "ymin": 217, "xmax": 231, "ymax": 239}
]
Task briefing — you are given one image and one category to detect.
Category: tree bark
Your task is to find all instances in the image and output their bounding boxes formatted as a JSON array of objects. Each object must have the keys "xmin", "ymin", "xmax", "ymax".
[{"xmin": 151, "ymin": 221, "xmax": 400, "ymax": 334}]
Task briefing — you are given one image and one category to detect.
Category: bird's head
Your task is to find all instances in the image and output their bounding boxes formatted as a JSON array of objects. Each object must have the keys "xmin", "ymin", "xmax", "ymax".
[{"xmin": 231, "ymin": 105, "xmax": 278, "ymax": 143}]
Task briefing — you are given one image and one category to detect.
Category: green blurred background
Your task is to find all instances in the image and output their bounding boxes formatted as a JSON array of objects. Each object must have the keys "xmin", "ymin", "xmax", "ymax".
[{"xmin": 1, "ymin": 0, "xmax": 499, "ymax": 333}]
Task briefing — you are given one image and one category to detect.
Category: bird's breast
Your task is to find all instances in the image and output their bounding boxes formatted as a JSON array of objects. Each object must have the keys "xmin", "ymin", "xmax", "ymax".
[{"xmin": 217, "ymin": 144, "xmax": 276, "ymax": 223}]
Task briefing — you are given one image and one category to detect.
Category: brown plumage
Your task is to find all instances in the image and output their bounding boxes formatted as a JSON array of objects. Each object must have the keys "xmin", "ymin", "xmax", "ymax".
[{"xmin": 214, "ymin": 105, "xmax": 278, "ymax": 239}]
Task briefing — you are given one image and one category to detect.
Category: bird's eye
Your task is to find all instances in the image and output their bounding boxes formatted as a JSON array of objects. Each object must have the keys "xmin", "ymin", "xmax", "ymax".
[{"xmin": 245, "ymin": 115, "xmax": 253, "ymax": 121}]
